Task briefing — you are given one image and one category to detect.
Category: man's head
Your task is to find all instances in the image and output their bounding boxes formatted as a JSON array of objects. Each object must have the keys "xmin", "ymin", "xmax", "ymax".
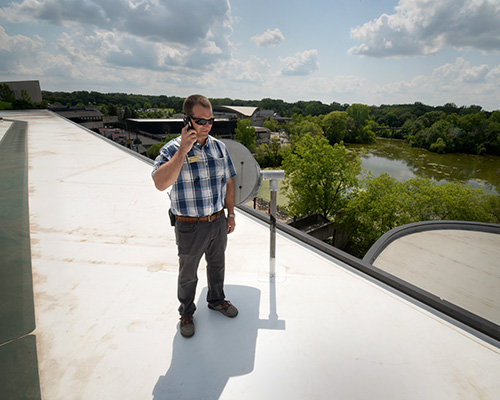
[
  {"xmin": 183, "ymin": 94, "xmax": 212, "ymax": 115},
  {"xmin": 183, "ymin": 94, "xmax": 214, "ymax": 145}
]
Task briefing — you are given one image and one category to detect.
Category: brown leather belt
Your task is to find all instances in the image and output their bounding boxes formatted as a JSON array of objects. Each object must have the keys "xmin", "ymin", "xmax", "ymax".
[{"xmin": 175, "ymin": 209, "xmax": 224, "ymax": 223}]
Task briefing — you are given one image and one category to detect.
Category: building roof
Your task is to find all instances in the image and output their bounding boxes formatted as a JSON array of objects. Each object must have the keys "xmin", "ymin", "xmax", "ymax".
[
  {"xmin": 213, "ymin": 105, "xmax": 259, "ymax": 118},
  {"xmin": 364, "ymin": 221, "xmax": 500, "ymax": 326},
  {"xmin": 52, "ymin": 108, "xmax": 104, "ymax": 118},
  {"xmin": 1, "ymin": 109, "xmax": 499, "ymax": 399},
  {"xmin": 0, "ymin": 80, "xmax": 43, "ymax": 103}
]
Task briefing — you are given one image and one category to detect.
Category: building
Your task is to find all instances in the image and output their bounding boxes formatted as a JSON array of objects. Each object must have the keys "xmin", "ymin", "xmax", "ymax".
[
  {"xmin": 213, "ymin": 105, "xmax": 291, "ymax": 127},
  {"xmin": 126, "ymin": 117, "xmax": 237, "ymax": 140},
  {"xmin": 213, "ymin": 105, "xmax": 259, "ymax": 121},
  {"xmin": 0, "ymin": 80, "xmax": 43, "ymax": 103},
  {"xmin": 1, "ymin": 109, "xmax": 499, "ymax": 399},
  {"xmin": 48, "ymin": 105, "xmax": 104, "ymax": 130}
]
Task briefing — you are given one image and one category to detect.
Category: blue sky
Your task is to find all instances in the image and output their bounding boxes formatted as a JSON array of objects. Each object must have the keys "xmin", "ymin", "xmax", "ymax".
[{"xmin": 1, "ymin": 0, "xmax": 500, "ymax": 110}]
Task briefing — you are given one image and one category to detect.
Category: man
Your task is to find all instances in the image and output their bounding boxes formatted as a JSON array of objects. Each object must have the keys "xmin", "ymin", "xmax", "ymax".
[{"xmin": 152, "ymin": 94, "xmax": 238, "ymax": 338}]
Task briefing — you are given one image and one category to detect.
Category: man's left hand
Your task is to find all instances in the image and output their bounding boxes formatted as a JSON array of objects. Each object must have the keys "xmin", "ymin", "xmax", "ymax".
[{"xmin": 227, "ymin": 216, "xmax": 236, "ymax": 234}]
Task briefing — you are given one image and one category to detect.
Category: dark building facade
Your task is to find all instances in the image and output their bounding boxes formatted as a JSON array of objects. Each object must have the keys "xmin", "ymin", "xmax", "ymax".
[{"xmin": 126, "ymin": 118, "xmax": 237, "ymax": 140}]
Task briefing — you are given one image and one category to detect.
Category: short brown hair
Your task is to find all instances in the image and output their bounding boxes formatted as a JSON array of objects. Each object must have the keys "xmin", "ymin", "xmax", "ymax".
[{"xmin": 183, "ymin": 94, "xmax": 212, "ymax": 115}]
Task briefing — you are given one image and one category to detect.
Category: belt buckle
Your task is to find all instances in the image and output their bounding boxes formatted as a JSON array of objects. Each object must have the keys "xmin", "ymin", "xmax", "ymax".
[{"xmin": 207, "ymin": 210, "xmax": 219, "ymax": 222}]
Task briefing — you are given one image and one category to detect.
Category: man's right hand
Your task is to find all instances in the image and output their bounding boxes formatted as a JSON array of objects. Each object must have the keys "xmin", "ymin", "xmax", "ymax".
[
  {"xmin": 179, "ymin": 124, "xmax": 197, "ymax": 153},
  {"xmin": 153, "ymin": 126, "xmax": 198, "ymax": 192}
]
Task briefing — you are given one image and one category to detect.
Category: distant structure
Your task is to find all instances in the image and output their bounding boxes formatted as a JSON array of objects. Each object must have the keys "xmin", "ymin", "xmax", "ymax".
[
  {"xmin": 213, "ymin": 105, "xmax": 259, "ymax": 121},
  {"xmin": 213, "ymin": 105, "xmax": 291, "ymax": 127},
  {"xmin": 48, "ymin": 105, "xmax": 104, "ymax": 130},
  {"xmin": 126, "ymin": 118, "xmax": 237, "ymax": 141},
  {"xmin": 0, "ymin": 80, "xmax": 42, "ymax": 103},
  {"xmin": 112, "ymin": 105, "xmax": 291, "ymax": 148}
]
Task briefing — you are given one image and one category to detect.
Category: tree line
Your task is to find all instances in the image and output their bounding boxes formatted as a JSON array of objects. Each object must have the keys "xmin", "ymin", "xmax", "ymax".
[
  {"xmin": 258, "ymin": 103, "xmax": 500, "ymax": 158},
  {"xmin": 18, "ymin": 90, "xmax": 494, "ymax": 157}
]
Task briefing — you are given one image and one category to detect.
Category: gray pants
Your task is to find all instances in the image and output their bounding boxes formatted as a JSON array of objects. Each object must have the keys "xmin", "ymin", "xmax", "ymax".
[{"xmin": 174, "ymin": 215, "xmax": 227, "ymax": 316}]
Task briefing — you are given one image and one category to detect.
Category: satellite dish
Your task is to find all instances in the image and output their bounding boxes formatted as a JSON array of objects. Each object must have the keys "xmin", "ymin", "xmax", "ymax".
[{"xmin": 221, "ymin": 139, "xmax": 262, "ymax": 205}]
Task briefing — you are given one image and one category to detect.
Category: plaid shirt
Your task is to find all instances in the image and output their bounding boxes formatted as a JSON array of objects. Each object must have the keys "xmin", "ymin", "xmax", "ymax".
[{"xmin": 152, "ymin": 136, "xmax": 236, "ymax": 217}]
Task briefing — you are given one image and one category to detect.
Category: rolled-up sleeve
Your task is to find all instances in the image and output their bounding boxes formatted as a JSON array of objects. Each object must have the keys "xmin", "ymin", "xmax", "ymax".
[{"xmin": 151, "ymin": 140, "xmax": 178, "ymax": 178}]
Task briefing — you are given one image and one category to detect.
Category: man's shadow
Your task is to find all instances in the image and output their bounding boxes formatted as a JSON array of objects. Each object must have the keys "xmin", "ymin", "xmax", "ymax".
[{"xmin": 153, "ymin": 284, "xmax": 283, "ymax": 400}]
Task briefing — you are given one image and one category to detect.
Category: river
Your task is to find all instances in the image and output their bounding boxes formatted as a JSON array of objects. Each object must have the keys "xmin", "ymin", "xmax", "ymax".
[{"xmin": 347, "ymin": 138, "xmax": 500, "ymax": 195}]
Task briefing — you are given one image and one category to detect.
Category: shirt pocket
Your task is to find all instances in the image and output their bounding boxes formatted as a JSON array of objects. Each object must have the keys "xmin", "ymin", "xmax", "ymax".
[{"xmin": 214, "ymin": 157, "xmax": 226, "ymax": 181}]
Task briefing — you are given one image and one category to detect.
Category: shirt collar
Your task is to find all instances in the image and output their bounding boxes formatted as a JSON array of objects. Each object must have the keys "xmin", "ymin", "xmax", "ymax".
[{"xmin": 194, "ymin": 135, "xmax": 212, "ymax": 149}]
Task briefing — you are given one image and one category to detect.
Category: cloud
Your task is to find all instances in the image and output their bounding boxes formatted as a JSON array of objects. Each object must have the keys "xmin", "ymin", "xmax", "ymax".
[
  {"xmin": 251, "ymin": 28, "xmax": 285, "ymax": 47},
  {"xmin": 279, "ymin": 49, "xmax": 319, "ymax": 76},
  {"xmin": 348, "ymin": 0, "xmax": 500, "ymax": 57},
  {"xmin": 432, "ymin": 58, "xmax": 490, "ymax": 84},
  {"xmin": 0, "ymin": 0, "xmax": 233, "ymax": 47},
  {"xmin": 0, "ymin": 0, "xmax": 235, "ymax": 75},
  {"xmin": 226, "ymin": 56, "xmax": 272, "ymax": 83},
  {"xmin": 369, "ymin": 57, "xmax": 500, "ymax": 109},
  {"xmin": 487, "ymin": 64, "xmax": 500, "ymax": 84},
  {"xmin": 0, "ymin": 24, "xmax": 45, "ymax": 73}
]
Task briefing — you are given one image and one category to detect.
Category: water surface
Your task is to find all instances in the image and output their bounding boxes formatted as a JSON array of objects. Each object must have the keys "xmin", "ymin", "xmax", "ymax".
[{"xmin": 348, "ymin": 138, "xmax": 500, "ymax": 195}]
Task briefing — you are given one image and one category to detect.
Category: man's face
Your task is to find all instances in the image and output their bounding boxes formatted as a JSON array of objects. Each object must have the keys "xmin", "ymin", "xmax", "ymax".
[{"xmin": 190, "ymin": 104, "xmax": 213, "ymax": 144}]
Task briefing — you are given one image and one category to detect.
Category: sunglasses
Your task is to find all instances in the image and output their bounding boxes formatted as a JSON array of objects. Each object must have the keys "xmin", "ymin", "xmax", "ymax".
[{"xmin": 188, "ymin": 115, "xmax": 215, "ymax": 126}]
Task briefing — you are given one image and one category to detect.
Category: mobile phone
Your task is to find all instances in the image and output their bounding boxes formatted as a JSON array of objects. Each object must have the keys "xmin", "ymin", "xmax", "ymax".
[{"xmin": 183, "ymin": 116, "xmax": 194, "ymax": 129}]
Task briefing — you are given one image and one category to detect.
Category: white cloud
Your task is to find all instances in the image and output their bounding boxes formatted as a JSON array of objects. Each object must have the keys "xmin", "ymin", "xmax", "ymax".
[
  {"xmin": 432, "ymin": 58, "xmax": 490, "ymax": 84},
  {"xmin": 0, "ymin": 0, "xmax": 232, "ymax": 44},
  {"xmin": 487, "ymin": 64, "xmax": 500, "ymax": 84},
  {"xmin": 251, "ymin": 28, "xmax": 285, "ymax": 47},
  {"xmin": 0, "ymin": 0, "xmax": 236, "ymax": 76},
  {"xmin": 230, "ymin": 56, "xmax": 272, "ymax": 83},
  {"xmin": 349, "ymin": 0, "xmax": 500, "ymax": 57},
  {"xmin": 0, "ymin": 24, "xmax": 45, "ymax": 73},
  {"xmin": 279, "ymin": 49, "xmax": 319, "ymax": 76},
  {"xmin": 368, "ymin": 57, "xmax": 500, "ymax": 109}
]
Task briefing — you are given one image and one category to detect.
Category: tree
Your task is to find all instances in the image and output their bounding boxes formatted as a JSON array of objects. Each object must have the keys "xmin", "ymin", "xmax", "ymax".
[
  {"xmin": 484, "ymin": 192, "xmax": 500, "ymax": 223},
  {"xmin": 254, "ymin": 137, "xmax": 284, "ymax": 168},
  {"xmin": 347, "ymin": 103, "xmax": 370, "ymax": 125},
  {"xmin": 12, "ymin": 89, "xmax": 36, "ymax": 109},
  {"xmin": 337, "ymin": 175, "xmax": 493, "ymax": 257},
  {"xmin": 293, "ymin": 120, "xmax": 323, "ymax": 137},
  {"xmin": 346, "ymin": 104, "xmax": 376, "ymax": 143},
  {"xmin": 235, "ymin": 119, "xmax": 256, "ymax": 152},
  {"xmin": 263, "ymin": 117, "xmax": 280, "ymax": 132},
  {"xmin": 282, "ymin": 134, "xmax": 360, "ymax": 219},
  {"xmin": 430, "ymin": 137, "xmax": 447, "ymax": 154},
  {"xmin": 107, "ymin": 104, "xmax": 118, "ymax": 116},
  {"xmin": 425, "ymin": 119, "xmax": 452, "ymax": 151},
  {"xmin": 0, "ymin": 84, "xmax": 14, "ymax": 103},
  {"xmin": 321, "ymin": 111, "xmax": 348, "ymax": 144}
]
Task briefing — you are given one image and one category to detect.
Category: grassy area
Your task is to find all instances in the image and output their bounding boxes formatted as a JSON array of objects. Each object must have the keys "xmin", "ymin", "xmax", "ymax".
[{"xmin": 256, "ymin": 179, "xmax": 289, "ymax": 207}]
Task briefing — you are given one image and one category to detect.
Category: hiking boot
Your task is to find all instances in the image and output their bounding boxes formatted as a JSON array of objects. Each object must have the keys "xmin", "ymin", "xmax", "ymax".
[
  {"xmin": 208, "ymin": 300, "xmax": 238, "ymax": 318},
  {"xmin": 179, "ymin": 315, "xmax": 195, "ymax": 338}
]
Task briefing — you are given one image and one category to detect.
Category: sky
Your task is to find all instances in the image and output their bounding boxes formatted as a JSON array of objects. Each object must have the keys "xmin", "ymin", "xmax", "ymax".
[{"xmin": 1, "ymin": 0, "xmax": 500, "ymax": 110}]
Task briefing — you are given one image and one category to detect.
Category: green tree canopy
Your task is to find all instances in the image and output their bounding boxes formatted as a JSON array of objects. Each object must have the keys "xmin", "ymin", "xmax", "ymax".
[
  {"xmin": 337, "ymin": 174, "xmax": 494, "ymax": 257},
  {"xmin": 263, "ymin": 117, "xmax": 280, "ymax": 132},
  {"xmin": 235, "ymin": 119, "xmax": 256, "ymax": 152},
  {"xmin": 254, "ymin": 137, "xmax": 284, "ymax": 168},
  {"xmin": 282, "ymin": 134, "xmax": 360, "ymax": 219},
  {"xmin": 321, "ymin": 111, "xmax": 349, "ymax": 144},
  {"xmin": 0, "ymin": 84, "xmax": 14, "ymax": 103},
  {"xmin": 346, "ymin": 104, "xmax": 376, "ymax": 143}
]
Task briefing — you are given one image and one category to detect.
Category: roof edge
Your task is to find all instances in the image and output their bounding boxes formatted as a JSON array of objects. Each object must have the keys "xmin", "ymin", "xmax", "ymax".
[
  {"xmin": 237, "ymin": 205, "xmax": 500, "ymax": 343},
  {"xmin": 363, "ymin": 220, "xmax": 500, "ymax": 265}
]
